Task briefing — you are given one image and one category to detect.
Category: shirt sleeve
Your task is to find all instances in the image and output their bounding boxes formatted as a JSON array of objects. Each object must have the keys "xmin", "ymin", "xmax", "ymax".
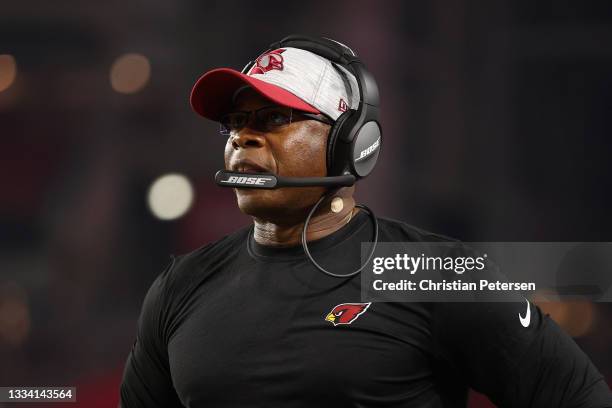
[
  {"xmin": 120, "ymin": 257, "xmax": 184, "ymax": 408},
  {"xmin": 432, "ymin": 300, "xmax": 612, "ymax": 407}
]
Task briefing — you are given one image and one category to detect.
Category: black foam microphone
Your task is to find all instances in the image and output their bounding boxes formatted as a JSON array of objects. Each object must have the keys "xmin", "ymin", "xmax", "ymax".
[{"xmin": 215, "ymin": 170, "xmax": 355, "ymax": 189}]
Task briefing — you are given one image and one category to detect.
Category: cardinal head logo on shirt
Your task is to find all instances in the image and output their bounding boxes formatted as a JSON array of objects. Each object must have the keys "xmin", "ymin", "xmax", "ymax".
[{"xmin": 325, "ymin": 302, "xmax": 371, "ymax": 326}]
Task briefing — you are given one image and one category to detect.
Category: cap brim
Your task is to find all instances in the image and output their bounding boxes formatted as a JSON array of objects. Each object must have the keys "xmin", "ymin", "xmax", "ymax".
[{"xmin": 190, "ymin": 68, "xmax": 320, "ymax": 121}]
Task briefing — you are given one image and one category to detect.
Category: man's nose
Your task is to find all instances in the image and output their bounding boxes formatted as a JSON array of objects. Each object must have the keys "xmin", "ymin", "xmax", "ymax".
[{"xmin": 231, "ymin": 129, "xmax": 266, "ymax": 150}]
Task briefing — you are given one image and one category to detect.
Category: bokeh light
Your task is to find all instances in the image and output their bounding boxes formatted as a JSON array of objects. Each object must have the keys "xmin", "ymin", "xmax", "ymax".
[
  {"xmin": 110, "ymin": 53, "xmax": 151, "ymax": 94},
  {"xmin": 147, "ymin": 173, "xmax": 194, "ymax": 220},
  {"xmin": 533, "ymin": 291, "xmax": 596, "ymax": 338},
  {"xmin": 0, "ymin": 281, "xmax": 30, "ymax": 347},
  {"xmin": 0, "ymin": 54, "xmax": 17, "ymax": 93}
]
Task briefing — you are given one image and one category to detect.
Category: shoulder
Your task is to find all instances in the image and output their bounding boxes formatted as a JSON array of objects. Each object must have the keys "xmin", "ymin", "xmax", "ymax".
[
  {"xmin": 138, "ymin": 225, "xmax": 252, "ymax": 343},
  {"xmin": 154, "ymin": 225, "xmax": 252, "ymax": 299},
  {"xmin": 376, "ymin": 215, "xmax": 459, "ymax": 243}
]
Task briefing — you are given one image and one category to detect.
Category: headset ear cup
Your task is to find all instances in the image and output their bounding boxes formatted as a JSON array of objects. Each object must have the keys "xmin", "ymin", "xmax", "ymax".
[
  {"xmin": 326, "ymin": 110, "xmax": 353, "ymax": 176},
  {"xmin": 350, "ymin": 121, "xmax": 381, "ymax": 178}
]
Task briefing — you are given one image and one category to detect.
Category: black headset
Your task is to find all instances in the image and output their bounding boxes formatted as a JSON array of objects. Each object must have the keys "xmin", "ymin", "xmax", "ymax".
[
  {"xmin": 239, "ymin": 34, "xmax": 382, "ymax": 183},
  {"xmin": 224, "ymin": 34, "xmax": 381, "ymax": 278}
]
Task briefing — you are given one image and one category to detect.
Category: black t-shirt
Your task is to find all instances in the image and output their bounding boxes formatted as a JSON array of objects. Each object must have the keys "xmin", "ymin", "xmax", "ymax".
[{"xmin": 121, "ymin": 211, "xmax": 611, "ymax": 407}]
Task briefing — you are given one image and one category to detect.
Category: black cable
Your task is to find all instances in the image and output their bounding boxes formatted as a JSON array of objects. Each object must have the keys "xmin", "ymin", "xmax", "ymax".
[{"xmin": 301, "ymin": 194, "xmax": 379, "ymax": 278}]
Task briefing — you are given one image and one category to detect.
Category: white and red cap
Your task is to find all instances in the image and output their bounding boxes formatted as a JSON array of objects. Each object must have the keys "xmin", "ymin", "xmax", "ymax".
[{"xmin": 190, "ymin": 47, "xmax": 359, "ymax": 122}]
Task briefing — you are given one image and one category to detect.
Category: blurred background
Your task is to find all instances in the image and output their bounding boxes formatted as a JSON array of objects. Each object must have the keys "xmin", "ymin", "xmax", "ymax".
[{"xmin": 1, "ymin": 0, "xmax": 611, "ymax": 406}]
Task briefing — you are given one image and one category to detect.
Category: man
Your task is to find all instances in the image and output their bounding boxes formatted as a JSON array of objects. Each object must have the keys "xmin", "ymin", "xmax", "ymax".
[{"xmin": 121, "ymin": 35, "xmax": 611, "ymax": 407}]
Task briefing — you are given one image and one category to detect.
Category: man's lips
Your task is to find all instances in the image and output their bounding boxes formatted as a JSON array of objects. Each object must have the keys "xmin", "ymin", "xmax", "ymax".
[{"xmin": 230, "ymin": 159, "xmax": 273, "ymax": 174}]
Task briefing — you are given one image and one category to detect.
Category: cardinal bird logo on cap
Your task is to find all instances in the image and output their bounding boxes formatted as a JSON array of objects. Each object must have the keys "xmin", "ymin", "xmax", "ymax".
[
  {"xmin": 325, "ymin": 302, "xmax": 371, "ymax": 326},
  {"xmin": 249, "ymin": 48, "xmax": 286, "ymax": 75}
]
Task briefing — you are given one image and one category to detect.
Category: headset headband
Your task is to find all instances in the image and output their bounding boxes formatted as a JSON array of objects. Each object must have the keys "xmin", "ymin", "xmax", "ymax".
[
  {"xmin": 241, "ymin": 34, "xmax": 380, "ymax": 110},
  {"xmin": 270, "ymin": 35, "xmax": 358, "ymax": 65}
]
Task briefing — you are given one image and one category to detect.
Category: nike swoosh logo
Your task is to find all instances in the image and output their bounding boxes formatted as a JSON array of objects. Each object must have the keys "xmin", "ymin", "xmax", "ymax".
[{"xmin": 519, "ymin": 299, "xmax": 531, "ymax": 328}]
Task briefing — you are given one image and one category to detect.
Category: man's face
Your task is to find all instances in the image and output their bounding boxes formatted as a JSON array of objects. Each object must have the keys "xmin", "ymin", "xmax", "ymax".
[{"xmin": 223, "ymin": 89, "xmax": 331, "ymax": 222}]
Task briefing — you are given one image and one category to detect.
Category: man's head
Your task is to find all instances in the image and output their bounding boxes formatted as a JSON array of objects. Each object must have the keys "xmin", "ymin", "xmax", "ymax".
[{"xmin": 189, "ymin": 36, "xmax": 381, "ymax": 223}]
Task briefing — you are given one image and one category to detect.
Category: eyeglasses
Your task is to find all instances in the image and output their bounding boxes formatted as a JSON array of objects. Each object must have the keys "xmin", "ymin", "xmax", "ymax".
[{"xmin": 219, "ymin": 106, "xmax": 333, "ymax": 136}]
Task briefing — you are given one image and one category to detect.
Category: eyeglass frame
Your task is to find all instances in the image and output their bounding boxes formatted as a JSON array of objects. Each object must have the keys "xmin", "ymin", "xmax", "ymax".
[{"xmin": 218, "ymin": 105, "xmax": 334, "ymax": 136}]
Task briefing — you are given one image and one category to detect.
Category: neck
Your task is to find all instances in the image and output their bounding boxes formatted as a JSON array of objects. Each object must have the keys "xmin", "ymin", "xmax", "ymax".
[{"xmin": 253, "ymin": 190, "xmax": 357, "ymax": 247}]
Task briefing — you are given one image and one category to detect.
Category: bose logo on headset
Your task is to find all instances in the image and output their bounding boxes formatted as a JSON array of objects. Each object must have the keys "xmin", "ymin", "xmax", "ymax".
[
  {"xmin": 221, "ymin": 176, "xmax": 273, "ymax": 185},
  {"xmin": 355, "ymin": 137, "xmax": 381, "ymax": 162}
]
